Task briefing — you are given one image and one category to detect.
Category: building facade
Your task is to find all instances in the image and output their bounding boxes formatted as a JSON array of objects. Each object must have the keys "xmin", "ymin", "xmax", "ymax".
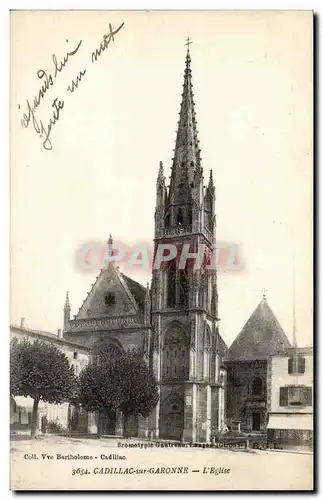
[
  {"xmin": 225, "ymin": 294, "xmax": 291, "ymax": 434},
  {"xmin": 267, "ymin": 347, "xmax": 313, "ymax": 446},
  {"xmin": 63, "ymin": 263, "xmax": 152, "ymax": 438},
  {"xmin": 10, "ymin": 321, "xmax": 92, "ymax": 433}
]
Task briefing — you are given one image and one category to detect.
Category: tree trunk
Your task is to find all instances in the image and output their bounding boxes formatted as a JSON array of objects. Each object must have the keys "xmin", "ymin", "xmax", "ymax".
[
  {"xmin": 123, "ymin": 413, "xmax": 129, "ymax": 438},
  {"xmin": 68, "ymin": 403, "xmax": 72, "ymax": 438},
  {"xmin": 97, "ymin": 410, "xmax": 103, "ymax": 439},
  {"xmin": 31, "ymin": 397, "xmax": 40, "ymax": 439}
]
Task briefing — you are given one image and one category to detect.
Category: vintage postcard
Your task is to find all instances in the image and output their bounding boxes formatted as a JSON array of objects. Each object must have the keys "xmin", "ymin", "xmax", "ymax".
[{"xmin": 10, "ymin": 10, "xmax": 313, "ymax": 490}]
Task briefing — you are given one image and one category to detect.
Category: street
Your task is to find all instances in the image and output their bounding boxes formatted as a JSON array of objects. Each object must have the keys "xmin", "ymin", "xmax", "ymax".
[{"xmin": 10, "ymin": 435, "xmax": 313, "ymax": 490}]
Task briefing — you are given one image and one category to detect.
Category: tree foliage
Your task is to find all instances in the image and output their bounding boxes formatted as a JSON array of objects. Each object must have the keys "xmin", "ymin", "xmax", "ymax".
[
  {"xmin": 78, "ymin": 361, "xmax": 124, "ymax": 413},
  {"xmin": 10, "ymin": 338, "xmax": 77, "ymax": 402},
  {"xmin": 10, "ymin": 338, "xmax": 78, "ymax": 437},
  {"xmin": 78, "ymin": 345, "xmax": 158, "ymax": 435},
  {"xmin": 118, "ymin": 350, "xmax": 159, "ymax": 419}
]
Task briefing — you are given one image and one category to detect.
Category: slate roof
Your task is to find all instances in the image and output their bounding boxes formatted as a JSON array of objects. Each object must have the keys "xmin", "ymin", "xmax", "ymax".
[
  {"xmin": 217, "ymin": 332, "xmax": 228, "ymax": 359},
  {"xmin": 225, "ymin": 297, "xmax": 291, "ymax": 362},
  {"xmin": 121, "ymin": 273, "xmax": 146, "ymax": 312}
]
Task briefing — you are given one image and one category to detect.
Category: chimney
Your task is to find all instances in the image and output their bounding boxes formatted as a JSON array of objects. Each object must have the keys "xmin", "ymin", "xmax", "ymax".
[
  {"xmin": 57, "ymin": 329, "xmax": 63, "ymax": 339},
  {"xmin": 279, "ymin": 341, "xmax": 284, "ymax": 353},
  {"xmin": 20, "ymin": 317, "xmax": 26, "ymax": 329}
]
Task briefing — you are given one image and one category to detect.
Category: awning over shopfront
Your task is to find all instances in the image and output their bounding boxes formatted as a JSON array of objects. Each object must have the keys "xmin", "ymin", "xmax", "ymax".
[
  {"xmin": 13, "ymin": 396, "xmax": 47, "ymax": 410},
  {"xmin": 267, "ymin": 414, "xmax": 313, "ymax": 431}
]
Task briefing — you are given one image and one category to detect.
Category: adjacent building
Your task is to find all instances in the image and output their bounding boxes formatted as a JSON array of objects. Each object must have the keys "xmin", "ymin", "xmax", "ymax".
[
  {"xmin": 267, "ymin": 346, "xmax": 313, "ymax": 445},
  {"xmin": 10, "ymin": 320, "xmax": 91, "ymax": 434},
  {"xmin": 225, "ymin": 294, "xmax": 291, "ymax": 434}
]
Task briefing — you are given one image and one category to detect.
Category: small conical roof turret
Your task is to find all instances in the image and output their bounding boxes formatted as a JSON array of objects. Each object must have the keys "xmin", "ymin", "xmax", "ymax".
[{"xmin": 64, "ymin": 291, "xmax": 70, "ymax": 309}]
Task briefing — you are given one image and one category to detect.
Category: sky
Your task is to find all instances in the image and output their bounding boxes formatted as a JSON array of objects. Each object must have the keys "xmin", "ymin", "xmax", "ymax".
[{"xmin": 10, "ymin": 10, "xmax": 313, "ymax": 347}]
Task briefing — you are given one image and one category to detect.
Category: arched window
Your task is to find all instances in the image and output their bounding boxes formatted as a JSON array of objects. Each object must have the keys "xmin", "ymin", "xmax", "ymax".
[
  {"xmin": 177, "ymin": 208, "xmax": 183, "ymax": 226},
  {"xmin": 203, "ymin": 326, "xmax": 211, "ymax": 380},
  {"xmin": 188, "ymin": 208, "xmax": 192, "ymax": 226},
  {"xmin": 179, "ymin": 270, "xmax": 188, "ymax": 306},
  {"xmin": 92, "ymin": 339, "xmax": 123, "ymax": 364},
  {"xmin": 162, "ymin": 325, "xmax": 189, "ymax": 381},
  {"xmin": 167, "ymin": 261, "xmax": 176, "ymax": 307},
  {"xmin": 252, "ymin": 377, "xmax": 263, "ymax": 396}
]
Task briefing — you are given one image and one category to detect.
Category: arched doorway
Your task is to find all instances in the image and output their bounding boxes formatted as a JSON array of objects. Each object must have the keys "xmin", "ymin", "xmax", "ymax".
[
  {"xmin": 159, "ymin": 392, "xmax": 184, "ymax": 441},
  {"xmin": 160, "ymin": 324, "xmax": 189, "ymax": 440}
]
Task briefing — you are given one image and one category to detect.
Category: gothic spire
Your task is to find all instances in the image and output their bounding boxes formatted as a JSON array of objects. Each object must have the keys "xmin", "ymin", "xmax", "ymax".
[
  {"xmin": 170, "ymin": 41, "xmax": 201, "ymax": 190},
  {"xmin": 63, "ymin": 291, "xmax": 71, "ymax": 331},
  {"xmin": 208, "ymin": 169, "xmax": 214, "ymax": 190},
  {"xmin": 157, "ymin": 161, "xmax": 166, "ymax": 187},
  {"xmin": 64, "ymin": 291, "xmax": 70, "ymax": 309}
]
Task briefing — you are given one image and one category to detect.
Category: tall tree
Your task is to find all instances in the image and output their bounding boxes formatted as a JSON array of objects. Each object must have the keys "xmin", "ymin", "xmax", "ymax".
[
  {"xmin": 118, "ymin": 350, "xmax": 159, "ymax": 434},
  {"xmin": 78, "ymin": 361, "xmax": 124, "ymax": 438},
  {"xmin": 10, "ymin": 338, "xmax": 77, "ymax": 438},
  {"xmin": 78, "ymin": 345, "xmax": 158, "ymax": 438}
]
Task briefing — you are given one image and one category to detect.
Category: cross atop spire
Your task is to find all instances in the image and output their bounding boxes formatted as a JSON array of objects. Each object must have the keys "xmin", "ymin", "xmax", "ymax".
[
  {"xmin": 107, "ymin": 234, "xmax": 113, "ymax": 259},
  {"xmin": 185, "ymin": 36, "xmax": 193, "ymax": 52},
  {"xmin": 261, "ymin": 288, "xmax": 268, "ymax": 299}
]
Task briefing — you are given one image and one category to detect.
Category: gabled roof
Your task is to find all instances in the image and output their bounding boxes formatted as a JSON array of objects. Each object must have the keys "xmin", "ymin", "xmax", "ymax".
[
  {"xmin": 75, "ymin": 264, "xmax": 146, "ymax": 320},
  {"xmin": 225, "ymin": 297, "xmax": 291, "ymax": 362}
]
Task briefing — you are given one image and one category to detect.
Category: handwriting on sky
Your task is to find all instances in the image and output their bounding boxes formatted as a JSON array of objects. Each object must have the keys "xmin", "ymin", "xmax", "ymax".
[{"xmin": 19, "ymin": 22, "xmax": 124, "ymax": 151}]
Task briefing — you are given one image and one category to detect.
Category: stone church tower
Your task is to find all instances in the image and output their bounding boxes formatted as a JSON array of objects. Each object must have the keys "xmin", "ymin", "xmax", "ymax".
[{"xmin": 150, "ymin": 45, "xmax": 227, "ymax": 442}]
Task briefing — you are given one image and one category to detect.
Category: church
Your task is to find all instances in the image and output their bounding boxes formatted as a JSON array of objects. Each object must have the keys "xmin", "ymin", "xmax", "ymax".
[{"xmin": 63, "ymin": 43, "xmax": 228, "ymax": 442}]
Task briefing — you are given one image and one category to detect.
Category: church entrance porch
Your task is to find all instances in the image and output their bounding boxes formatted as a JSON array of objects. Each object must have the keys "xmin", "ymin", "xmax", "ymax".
[
  {"xmin": 252, "ymin": 412, "xmax": 261, "ymax": 431},
  {"xmin": 159, "ymin": 390, "xmax": 184, "ymax": 441}
]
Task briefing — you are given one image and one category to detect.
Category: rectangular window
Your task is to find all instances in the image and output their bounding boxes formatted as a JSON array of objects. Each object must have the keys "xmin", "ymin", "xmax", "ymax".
[
  {"xmin": 279, "ymin": 386, "xmax": 312, "ymax": 407},
  {"xmin": 73, "ymin": 352, "xmax": 78, "ymax": 360},
  {"xmin": 280, "ymin": 387, "xmax": 288, "ymax": 406},
  {"xmin": 288, "ymin": 356, "xmax": 306, "ymax": 374}
]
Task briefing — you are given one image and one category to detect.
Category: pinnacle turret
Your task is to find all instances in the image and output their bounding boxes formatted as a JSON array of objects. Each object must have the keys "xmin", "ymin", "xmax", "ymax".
[
  {"xmin": 63, "ymin": 291, "xmax": 71, "ymax": 331},
  {"xmin": 64, "ymin": 291, "xmax": 70, "ymax": 309}
]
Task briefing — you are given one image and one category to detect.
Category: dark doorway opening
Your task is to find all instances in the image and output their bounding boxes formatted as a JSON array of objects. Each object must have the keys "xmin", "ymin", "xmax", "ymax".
[
  {"xmin": 102, "ymin": 409, "xmax": 116, "ymax": 435},
  {"xmin": 252, "ymin": 412, "xmax": 261, "ymax": 431}
]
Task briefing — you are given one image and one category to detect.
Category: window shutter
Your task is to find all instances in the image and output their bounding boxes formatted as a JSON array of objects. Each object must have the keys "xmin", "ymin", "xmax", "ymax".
[
  {"xmin": 279, "ymin": 387, "xmax": 288, "ymax": 406},
  {"xmin": 298, "ymin": 357, "xmax": 306, "ymax": 374},
  {"xmin": 288, "ymin": 358, "xmax": 294, "ymax": 374},
  {"xmin": 303, "ymin": 387, "xmax": 312, "ymax": 406}
]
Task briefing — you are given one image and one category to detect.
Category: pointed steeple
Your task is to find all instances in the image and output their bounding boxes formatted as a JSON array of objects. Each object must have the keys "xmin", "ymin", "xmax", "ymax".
[
  {"xmin": 157, "ymin": 161, "xmax": 165, "ymax": 184},
  {"xmin": 63, "ymin": 291, "xmax": 71, "ymax": 331},
  {"xmin": 170, "ymin": 41, "xmax": 201, "ymax": 192},
  {"xmin": 208, "ymin": 169, "xmax": 214, "ymax": 191},
  {"xmin": 226, "ymin": 294, "xmax": 291, "ymax": 361},
  {"xmin": 64, "ymin": 292, "xmax": 71, "ymax": 311}
]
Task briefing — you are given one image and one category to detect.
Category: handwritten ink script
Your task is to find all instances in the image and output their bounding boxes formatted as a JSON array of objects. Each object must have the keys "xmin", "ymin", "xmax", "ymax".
[{"xmin": 19, "ymin": 22, "xmax": 124, "ymax": 151}]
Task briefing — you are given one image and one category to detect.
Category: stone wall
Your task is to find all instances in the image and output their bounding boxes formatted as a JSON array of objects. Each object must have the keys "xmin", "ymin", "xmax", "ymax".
[{"xmin": 226, "ymin": 360, "xmax": 267, "ymax": 432}]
